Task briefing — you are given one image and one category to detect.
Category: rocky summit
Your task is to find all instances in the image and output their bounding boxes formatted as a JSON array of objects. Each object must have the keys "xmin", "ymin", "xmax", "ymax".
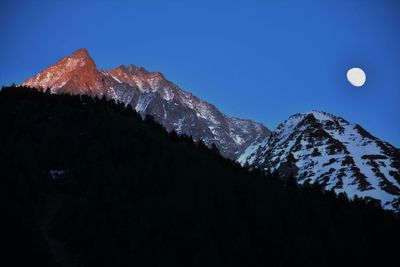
[{"xmin": 23, "ymin": 48, "xmax": 271, "ymax": 160}]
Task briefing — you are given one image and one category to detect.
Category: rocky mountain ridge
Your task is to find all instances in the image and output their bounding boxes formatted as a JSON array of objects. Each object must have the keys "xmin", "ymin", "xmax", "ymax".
[
  {"xmin": 239, "ymin": 110, "xmax": 400, "ymax": 210},
  {"xmin": 23, "ymin": 48, "xmax": 271, "ymax": 160}
]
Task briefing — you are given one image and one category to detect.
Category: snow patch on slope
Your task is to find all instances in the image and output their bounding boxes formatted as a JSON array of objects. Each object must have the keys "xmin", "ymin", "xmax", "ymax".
[{"xmin": 239, "ymin": 110, "xmax": 400, "ymax": 211}]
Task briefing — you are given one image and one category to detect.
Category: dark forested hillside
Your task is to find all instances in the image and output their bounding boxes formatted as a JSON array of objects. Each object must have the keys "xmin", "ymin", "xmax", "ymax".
[{"xmin": 1, "ymin": 86, "xmax": 399, "ymax": 267}]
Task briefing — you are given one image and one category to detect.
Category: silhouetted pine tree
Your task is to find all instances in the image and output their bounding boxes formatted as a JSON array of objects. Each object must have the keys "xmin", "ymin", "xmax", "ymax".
[{"xmin": 0, "ymin": 86, "xmax": 399, "ymax": 267}]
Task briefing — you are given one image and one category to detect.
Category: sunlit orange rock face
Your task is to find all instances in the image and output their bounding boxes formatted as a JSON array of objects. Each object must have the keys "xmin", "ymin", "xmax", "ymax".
[
  {"xmin": 23, "ymin": 49, "xmax": 171, "ymax": 97},
  {"xmin": 23, "ymin": 48, "xmax": 106, "ymax": 96},
  {"xmin": 21, "ymin": 48, "xmax": 271, "ymax": 160},
  {"xmin": 108, "ymin": 65, "xmax": 169, "ymax": 93}
]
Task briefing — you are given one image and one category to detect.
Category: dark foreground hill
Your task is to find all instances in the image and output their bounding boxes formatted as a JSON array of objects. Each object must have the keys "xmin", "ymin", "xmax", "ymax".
[{"xmin": 1, "ymin": 86, "xmax": 399, "ymax": 267}]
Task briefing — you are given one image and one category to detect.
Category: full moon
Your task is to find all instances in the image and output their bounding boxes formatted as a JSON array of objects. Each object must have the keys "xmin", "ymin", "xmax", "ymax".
[{"xmin": 347, "ymin": 67, "xmax": 366, "ymax": 87}]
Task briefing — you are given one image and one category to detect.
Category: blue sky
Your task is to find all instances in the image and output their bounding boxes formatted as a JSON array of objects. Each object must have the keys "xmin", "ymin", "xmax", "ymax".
[{"xmin": 1, "ymin": 0, "xmax": 399, "ymax": 146}]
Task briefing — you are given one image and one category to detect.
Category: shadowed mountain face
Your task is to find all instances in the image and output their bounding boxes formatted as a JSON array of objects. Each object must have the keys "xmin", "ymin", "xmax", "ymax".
[
  {"xmin": 239, "ymin": 111, "xmax": 400, "ymax": 210},
  {"xmin": 2, "ymin": 87, "xmax": 400, "ymax": 267},
  {"xmin": 22, "ymin": 48, "xmax": 270, "ymax": 160}
]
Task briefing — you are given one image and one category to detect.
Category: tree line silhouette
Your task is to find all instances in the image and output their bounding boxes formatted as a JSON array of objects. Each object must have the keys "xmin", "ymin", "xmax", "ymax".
[{"xmin": 0, "ymin": 85, "xmax": 399, "ymax": 267}]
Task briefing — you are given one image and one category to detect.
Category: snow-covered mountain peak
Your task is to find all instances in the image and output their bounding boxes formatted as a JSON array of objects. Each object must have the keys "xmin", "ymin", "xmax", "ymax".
[
  {"xmin": 240, "ymin": 111, "xmax": 400, "ymax": 211},
  {"xmin": 305, "ymin": 110, "xmax": 338, "ymax": 121},
  {"xmin": 284, "ymin": 110, "xmax": 347, "ymax": 127}
]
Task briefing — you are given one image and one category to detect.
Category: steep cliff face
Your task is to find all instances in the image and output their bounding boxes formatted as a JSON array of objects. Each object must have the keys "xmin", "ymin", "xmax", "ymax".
[
  {"xmin": 239, "ymin": 111, "xmax": 400, "ymax": 210},
  {"xmin": 22, "ymin": 48, "xmax": 270, "ymax": 160},
  {"xmin": 23, "ymin": 48, "xmax": 105, "ymax": 96}
]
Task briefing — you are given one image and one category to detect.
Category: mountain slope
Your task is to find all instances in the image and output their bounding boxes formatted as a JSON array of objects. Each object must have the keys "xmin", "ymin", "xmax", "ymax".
[
  {"xmin": 22, "ymin": 48, "xmax": 270, "ymax": 160},
  {"xmin": 1, "ymin": 87, "xmax": 399, "ymax": 267},
  {"xmin": 239, "ymin": 111, "xmax": 400, "ymax": 210}
]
